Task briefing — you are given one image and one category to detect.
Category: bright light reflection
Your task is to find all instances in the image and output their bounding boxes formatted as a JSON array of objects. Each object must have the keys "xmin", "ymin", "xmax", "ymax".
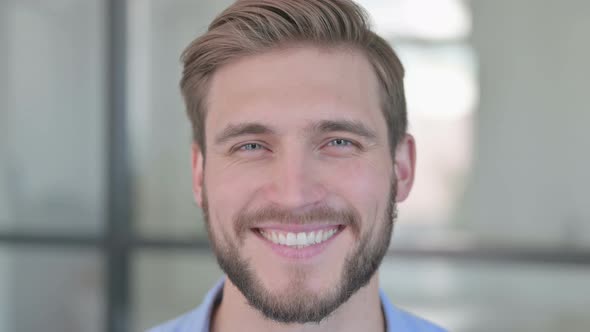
[
  {"xmin": 398, "ymin": 45, "xmax": 478, "ymax": 118},
  {"xmin": 397, "ymin": 45, "xmax": 476, "ymax": 226},
  {"xmin": 359, "ymin": 0, "xmax": 471, "ymax": 40}
]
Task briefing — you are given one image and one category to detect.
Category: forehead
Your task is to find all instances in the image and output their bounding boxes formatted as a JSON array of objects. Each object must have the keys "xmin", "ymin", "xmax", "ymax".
[{"xmin": 206, "ymin": 45, "xmax": 385, "ymax": 136}]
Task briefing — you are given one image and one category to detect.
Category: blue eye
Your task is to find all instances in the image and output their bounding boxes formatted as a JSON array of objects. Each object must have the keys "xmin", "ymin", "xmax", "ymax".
[
  {"xmin": 240, "ymin": 143, "xmax": 263, "ymax": 151},
  {"xmin": 327, "ymin": 139, "xmax": 353, "ymax": 147}
]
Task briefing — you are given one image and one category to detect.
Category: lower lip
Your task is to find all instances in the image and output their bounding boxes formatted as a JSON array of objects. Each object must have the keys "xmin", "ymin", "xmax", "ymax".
[{"xmin": 253, "ymin": 226, "xmax": 345, "ymax": 260}]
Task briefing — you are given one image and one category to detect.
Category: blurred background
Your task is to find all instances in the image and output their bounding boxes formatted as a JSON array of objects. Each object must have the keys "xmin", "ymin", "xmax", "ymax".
[{"xmin": 1, "ymin": 0, "xmax": 589, "ymax": 331}]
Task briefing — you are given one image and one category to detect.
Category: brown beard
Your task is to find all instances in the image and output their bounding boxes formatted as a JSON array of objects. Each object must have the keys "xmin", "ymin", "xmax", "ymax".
[{"xmin": 201, "ymin": 179, "xmax": 397, "ymax": 323}]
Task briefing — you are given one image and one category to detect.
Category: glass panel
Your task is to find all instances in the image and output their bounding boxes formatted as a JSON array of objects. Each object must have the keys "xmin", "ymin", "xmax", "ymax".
[
  {"xmin": 0, "ymin": 0, "xmax": 106, "ymax": 234},
  {"xmin": 380, "ymin": 258, "xmax": 590, "ymax": 332},
  {"xmin": 128, "ymin": 0, "xmax": 233, "ymax": 239},
  {"xmin": 0, "ymin": 246, "xmax": 103, "ymax": 332},
  {"xmin": 134, "ymin": 250, "xmax": 222, "ymax": 331}
]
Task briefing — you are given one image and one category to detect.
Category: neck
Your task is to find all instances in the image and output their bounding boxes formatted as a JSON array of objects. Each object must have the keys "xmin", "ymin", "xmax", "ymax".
[{"xmin": 210, "ymin": 274, "xmax": 385, "ymax": 332}]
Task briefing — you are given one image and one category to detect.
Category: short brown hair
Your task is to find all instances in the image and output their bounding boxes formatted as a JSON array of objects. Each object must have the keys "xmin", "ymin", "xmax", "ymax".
[{"xmin": 180, "ymin": 0, "xmax": 406, "ymax": 155}]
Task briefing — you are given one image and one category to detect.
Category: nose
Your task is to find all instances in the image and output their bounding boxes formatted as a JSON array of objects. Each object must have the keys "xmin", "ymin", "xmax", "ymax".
[{"xmin": 265, "ymin": 148, "xmax": 327, "ymax": 209}]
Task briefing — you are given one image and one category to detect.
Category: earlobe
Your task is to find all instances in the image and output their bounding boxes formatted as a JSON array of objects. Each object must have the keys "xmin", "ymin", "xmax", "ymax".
[
  {"xmin": 191, "ymin": 143, "xmax": 205, "ymax": 207},
  {"xmin": 394, "ymin": 134, "xmax": 417, "ymax": 202}
]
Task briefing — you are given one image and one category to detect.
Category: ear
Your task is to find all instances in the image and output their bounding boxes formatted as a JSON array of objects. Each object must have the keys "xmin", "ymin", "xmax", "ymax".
[
  {"xmin": 394, "ymin": 134, "xmax": 417, "ymax": 202},
  {"xmin": 191, "ymin": 143, "xmax": 205, "ymax": 207}
]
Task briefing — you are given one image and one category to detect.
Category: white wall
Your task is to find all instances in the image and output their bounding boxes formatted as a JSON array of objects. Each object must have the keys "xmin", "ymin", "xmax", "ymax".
[{"xmin": 461, "ymin": 0, "xmax": 590, "ymax": 248}]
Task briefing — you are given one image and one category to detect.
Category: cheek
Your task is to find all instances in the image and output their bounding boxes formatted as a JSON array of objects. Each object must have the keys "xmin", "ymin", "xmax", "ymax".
[
  {"xmin": 204, "ymin": 164, "xmax": 266, "ymax": 227},
  {"xmin": 320, "ymin": 158, "xmax": 391, "ymax": 222}
]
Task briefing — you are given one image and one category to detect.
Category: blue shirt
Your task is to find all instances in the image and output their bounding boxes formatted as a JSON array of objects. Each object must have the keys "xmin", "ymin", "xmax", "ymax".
[{"xmin": 148, "ymin": 278, "xmax": 447, "ymax": 332}]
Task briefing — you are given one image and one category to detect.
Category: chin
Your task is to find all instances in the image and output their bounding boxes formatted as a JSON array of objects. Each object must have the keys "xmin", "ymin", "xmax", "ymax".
[{"xmin": 261, "ymin": 264, "xmax": 337, "ymax": 296}]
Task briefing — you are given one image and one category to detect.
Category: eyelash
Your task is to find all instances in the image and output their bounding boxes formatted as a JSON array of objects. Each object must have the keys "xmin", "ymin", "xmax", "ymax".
[
  {"xmin": 238, "ymin": 143, "xmax": 264, "ymax": 151},
  {"xmin": 326, "ymin": 138, "xmax": 354, "ymax": 147}
]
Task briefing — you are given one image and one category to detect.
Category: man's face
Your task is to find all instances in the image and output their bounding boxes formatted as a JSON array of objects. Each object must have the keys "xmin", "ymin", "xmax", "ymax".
[{"xmin": 192, "ymin": 46, "xmax": 415, "ymax": 323}]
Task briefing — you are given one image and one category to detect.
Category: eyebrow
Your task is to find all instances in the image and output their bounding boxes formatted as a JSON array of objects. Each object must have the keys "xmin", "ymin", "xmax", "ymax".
[
  {"xmin": 310, "ymin": 120, "xmax": 378, "ymax": 142},
  {"xmin": 213, "ymin": 119, "xmax": 378, "ymax": 146},
  {"xmin": 214, "ymin": 123, "xmax": 276, "ymax": 145}
]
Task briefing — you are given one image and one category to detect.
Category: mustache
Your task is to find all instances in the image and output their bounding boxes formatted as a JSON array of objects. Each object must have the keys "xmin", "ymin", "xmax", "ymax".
[{"xmin": 234, "ymin": 203, "xmax": 361, "ymax": 236}]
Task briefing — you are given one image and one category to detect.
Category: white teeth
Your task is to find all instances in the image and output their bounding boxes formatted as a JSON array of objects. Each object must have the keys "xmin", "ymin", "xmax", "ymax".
[
  {"xmin": 307, "ymin": 232, "xmax": 315, "ymax": 244},
  {"xmin": 315, "ymin": 230, "xmax": 323, "ymax": 243},
  {"xmin": 296, "ymin": 233, "xmax": 306, "ymax": 245},
  {"xmin": 258, "ymin": 227, "xmax": 340, "ymax": 248},
  {"xmin": 286, "ymin": 233, "xmax": 296, "ymax": 246}
]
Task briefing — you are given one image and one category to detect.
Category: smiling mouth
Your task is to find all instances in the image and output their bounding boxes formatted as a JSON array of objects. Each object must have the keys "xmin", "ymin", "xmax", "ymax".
[{"xmin": 254, "ymin": 226, "xmax": 345, "ymax": 249}]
